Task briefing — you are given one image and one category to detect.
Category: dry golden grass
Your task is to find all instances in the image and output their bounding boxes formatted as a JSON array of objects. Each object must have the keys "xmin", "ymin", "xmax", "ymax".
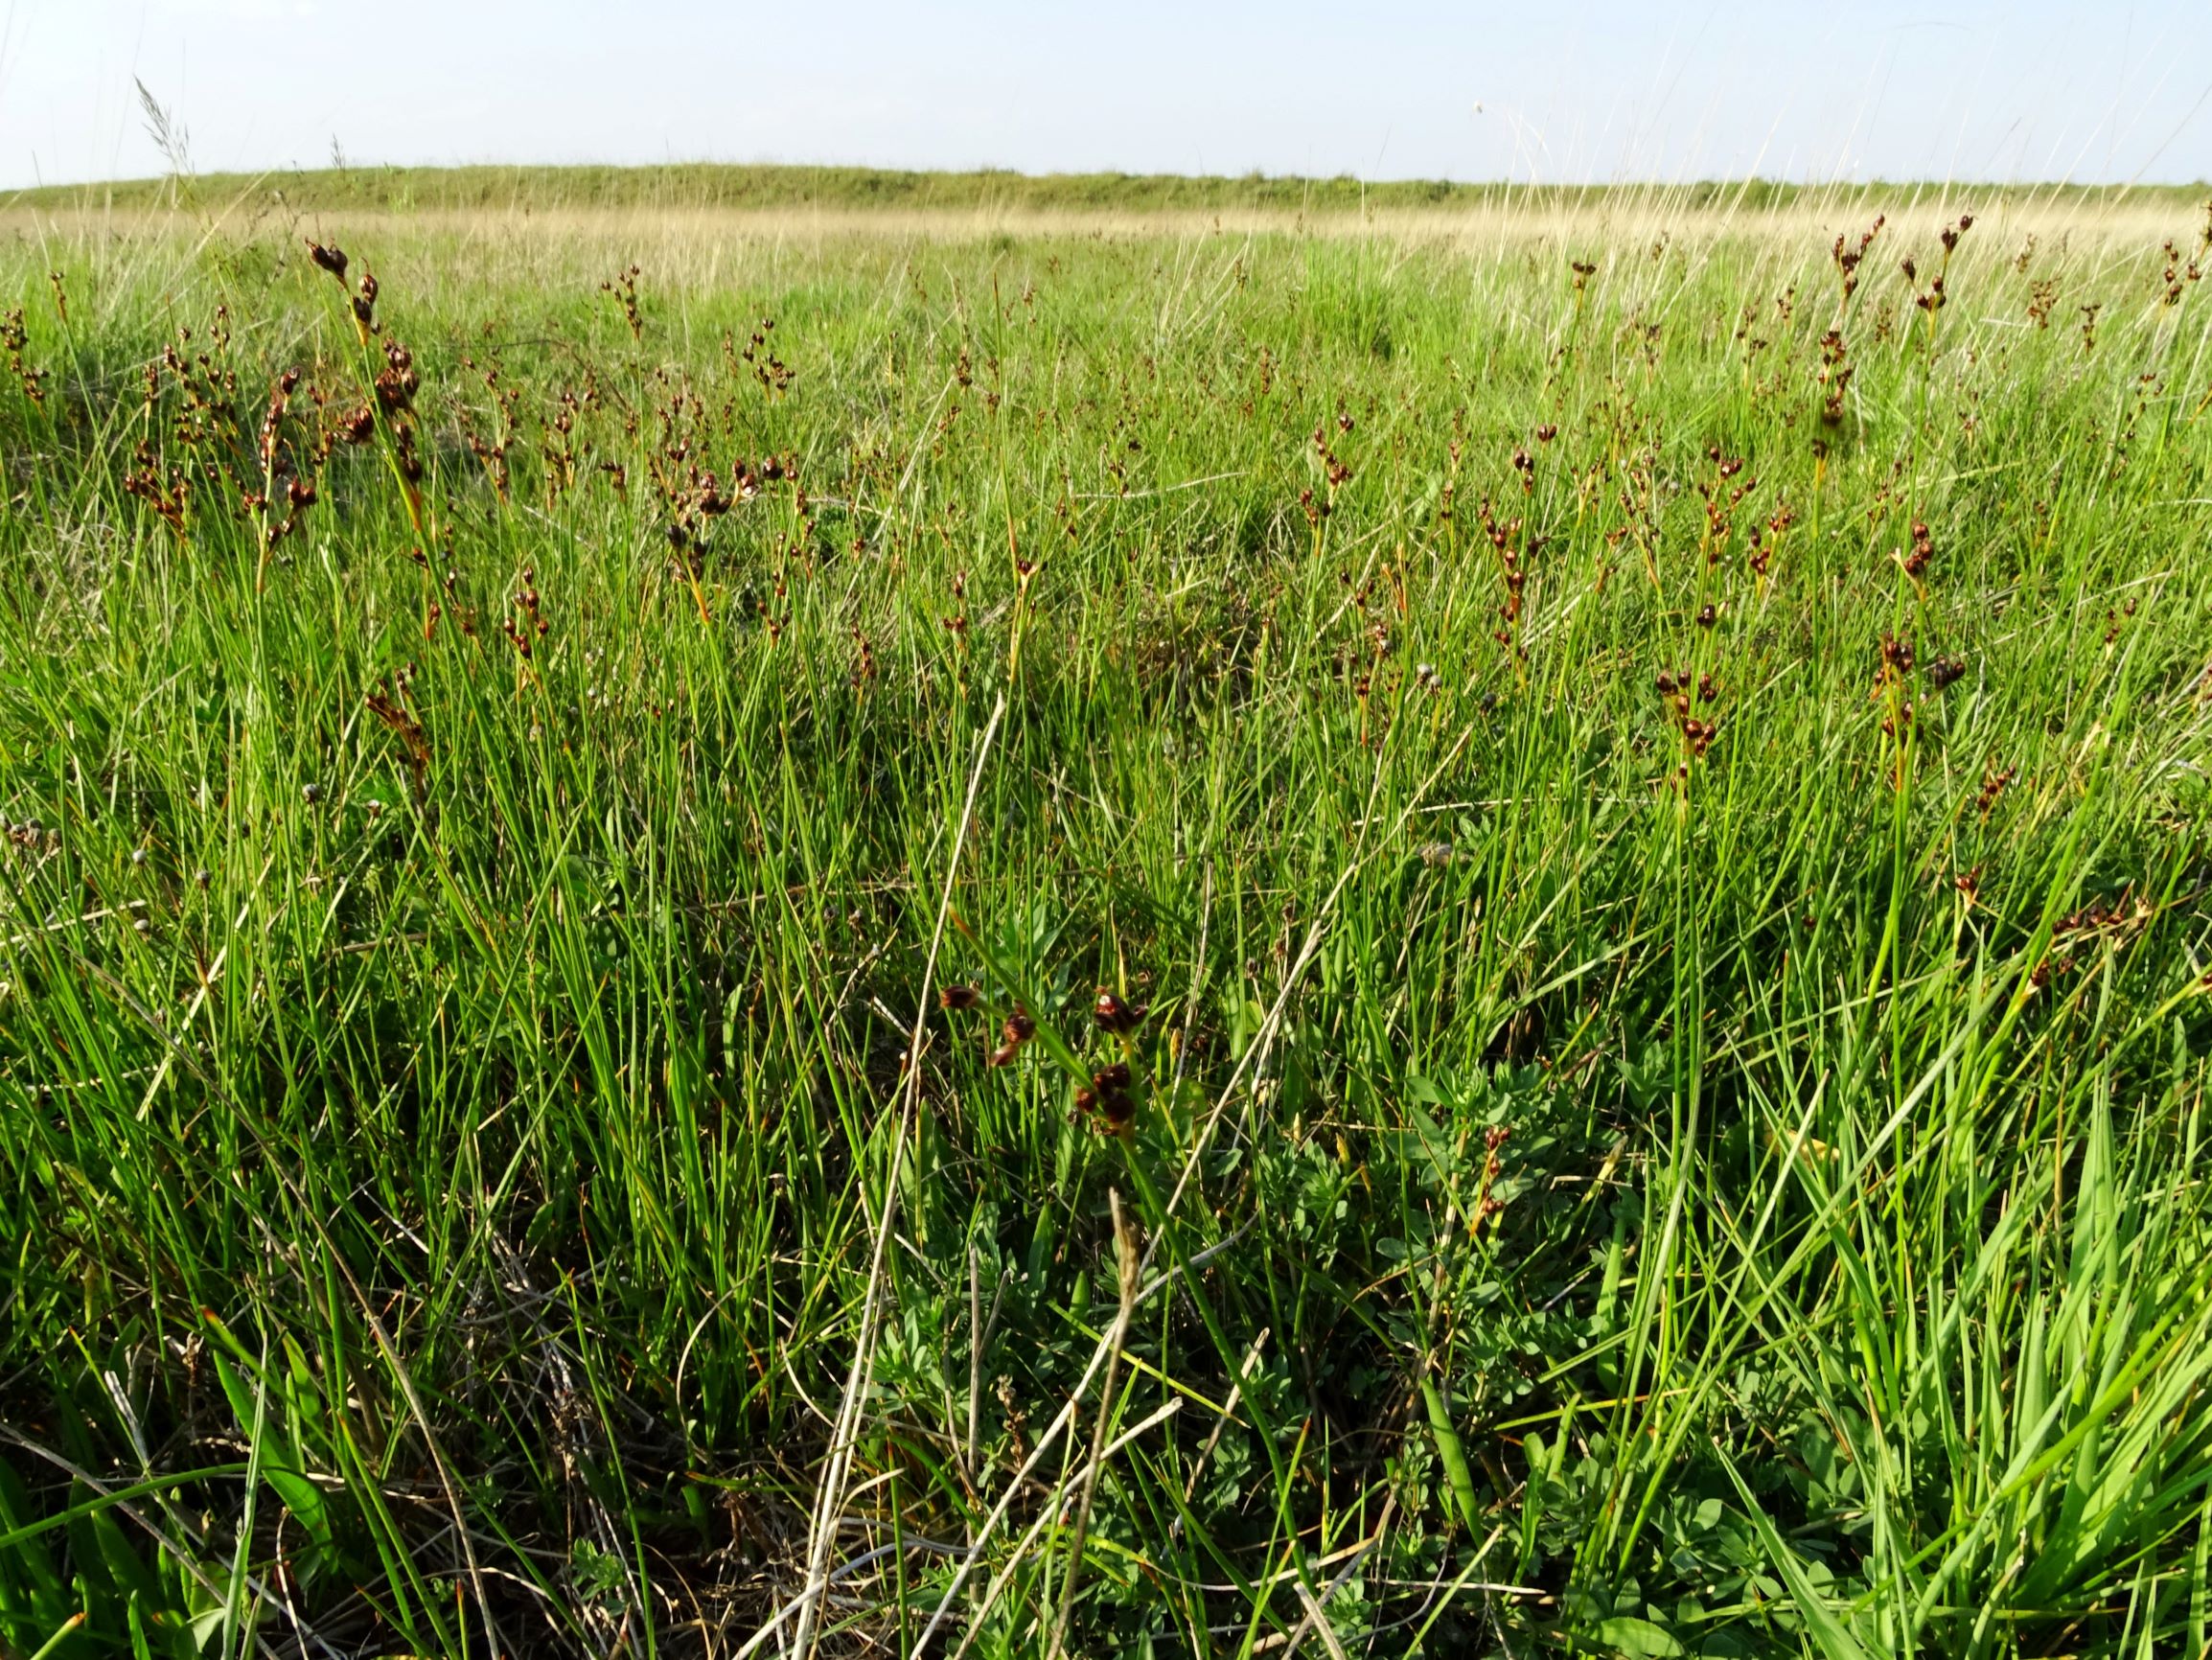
[{"xmin": 3, "ymin": 181, "xmax": 2196, "ymax": 264}]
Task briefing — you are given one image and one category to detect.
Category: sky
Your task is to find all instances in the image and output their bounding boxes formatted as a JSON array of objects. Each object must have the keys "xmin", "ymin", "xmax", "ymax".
[{"xmin": 1, "ymin": 1, "xmax": 2207, "ymax": 192}]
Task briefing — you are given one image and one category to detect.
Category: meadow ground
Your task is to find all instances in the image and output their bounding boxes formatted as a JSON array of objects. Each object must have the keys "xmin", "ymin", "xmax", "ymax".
[{"xmin": 3, "ymin": 174, "xmax": 2212, "ymax": 1658}]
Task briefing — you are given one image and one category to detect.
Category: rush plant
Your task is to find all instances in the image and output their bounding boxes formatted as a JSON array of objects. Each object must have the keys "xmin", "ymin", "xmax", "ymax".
[{"xmin": 1, "ymin": 174, "xmax": 2210, "ymax": 1659}]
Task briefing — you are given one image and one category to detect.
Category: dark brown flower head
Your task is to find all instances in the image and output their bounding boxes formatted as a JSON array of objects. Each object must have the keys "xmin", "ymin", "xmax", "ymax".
[
  {"xmin": 986, "ymin": 1012, "xmax": 1032, "ymax": 1068},
  {"xmin": 306, "ymin": 240, "xmax": 348, "ymax": 282},
  {"xmin": 939, "ymin": 983, "xmax": 982, "ymax": 1012},
  {"xmin": 1093, "ymin": 988, "xmax": 1148, "ymax": 1034}
]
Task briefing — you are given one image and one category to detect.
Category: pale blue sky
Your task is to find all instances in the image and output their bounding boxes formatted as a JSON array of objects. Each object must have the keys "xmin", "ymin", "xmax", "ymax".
[{"xmin": 2, "ymin": 1, "xmax": 2207, "ymax": 192}]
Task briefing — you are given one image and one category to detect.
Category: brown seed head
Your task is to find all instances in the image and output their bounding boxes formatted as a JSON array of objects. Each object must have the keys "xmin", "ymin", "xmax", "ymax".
[{"xmin": 1093, "ymin": 988, "xmax": 1149, "ymax": 1034}]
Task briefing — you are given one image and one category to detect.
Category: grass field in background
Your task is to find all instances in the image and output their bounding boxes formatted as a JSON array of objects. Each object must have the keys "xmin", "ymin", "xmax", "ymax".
[
  {"xmin": 3, "ymin": 178, "xmax": 2212, "ymax": 1658},
  {"xmin": 13, "ymin": 161, "xmax": 2209, "ymax": 217}
]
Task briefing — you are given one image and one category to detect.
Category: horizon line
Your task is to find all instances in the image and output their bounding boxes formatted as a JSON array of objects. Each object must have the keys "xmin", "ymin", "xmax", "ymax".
[{"xmin": 9, "ymin": 159, "xmax": 2211, "ymax": 204}]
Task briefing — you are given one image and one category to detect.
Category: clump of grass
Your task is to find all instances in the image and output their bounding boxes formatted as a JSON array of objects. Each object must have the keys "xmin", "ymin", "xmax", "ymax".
[{"xmin": 1, "ymin": 185, "xmax": 2210, "ymax": 1659}]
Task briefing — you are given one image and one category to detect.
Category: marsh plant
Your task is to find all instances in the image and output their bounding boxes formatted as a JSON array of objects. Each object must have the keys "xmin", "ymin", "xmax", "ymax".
[{"xmin": 1, "ymin": 178, "xmax": 2211, "ymax": 1658}]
